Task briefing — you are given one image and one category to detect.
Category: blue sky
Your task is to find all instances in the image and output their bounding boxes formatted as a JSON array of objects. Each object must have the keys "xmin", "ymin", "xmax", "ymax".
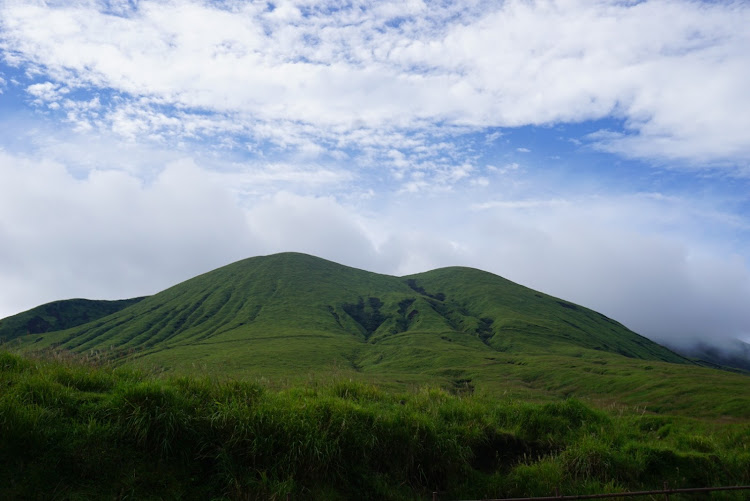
[{"xmin": 1, "ymin": 0, "xmax": 749, "ymax": 350}]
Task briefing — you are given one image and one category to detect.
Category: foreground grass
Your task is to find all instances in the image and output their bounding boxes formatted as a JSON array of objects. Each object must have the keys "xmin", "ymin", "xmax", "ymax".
[{"xmin": 1, "ymin": 350, "xmax": 748, "ymax": 500}]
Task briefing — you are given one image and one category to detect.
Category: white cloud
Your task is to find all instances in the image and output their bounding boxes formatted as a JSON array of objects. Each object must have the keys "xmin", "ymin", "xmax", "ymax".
[
  {"xmin": 215, "ymin": 162, "xmax": 355, "ymax": 198},
  {"xmin": 244, "ymin": 191, "xmax": 379, "ymax": 270},
  {"xmin": 1, "ymin": 0, "xmax": 748, "ymax": 164},
  {"xmin": 471, "ymin": 198, "xmax": 568, "ymax": 211},
  {"xmin": 26, "ymin": 81, "xmax": 68, "ymax": 105},
  {"xmin": 0, "ymin": 131, "xmax": 363, "ymax": 318},
  {"xmin": 485, "ymin": 131, "xmax": 502, "ymax": 143},
  {"xmin": 486, "ymin": 162, "xmax": 520, "ymax": 175},
  {"xmin": 462, "ymin": 193, "xmax": 750, "ymax": 347},
  {"xmin": 0, "ymin": 150, "xmax": 257, "ymax": 317}
]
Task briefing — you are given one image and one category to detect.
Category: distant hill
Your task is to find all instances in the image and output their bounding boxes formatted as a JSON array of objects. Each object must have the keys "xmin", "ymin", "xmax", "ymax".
[
  {"xmin": 6, "ymin": 252, "xmax": 748, "ymax": 418},
  {"xmin": 0, "ymin": 297, "xmax": 145, "ymax": 343}
]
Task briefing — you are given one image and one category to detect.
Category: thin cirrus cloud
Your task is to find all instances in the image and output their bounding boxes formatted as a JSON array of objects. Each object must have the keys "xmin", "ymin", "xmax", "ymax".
[{"xmin": 0, "ymin": 0, "xmax": 749, "ymax": 351}]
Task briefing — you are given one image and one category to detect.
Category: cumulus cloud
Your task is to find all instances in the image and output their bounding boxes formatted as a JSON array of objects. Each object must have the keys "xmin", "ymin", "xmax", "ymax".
[
  {"xmin": 0, "ymin": 134, "xmax": 366, "ymax": 318},
  {"xmin": 26, "ymin": 81, "xmax": 65, "ymax": 100}
]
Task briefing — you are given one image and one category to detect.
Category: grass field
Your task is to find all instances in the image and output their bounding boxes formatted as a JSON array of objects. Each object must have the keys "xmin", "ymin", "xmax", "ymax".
[{"xmin": 1, "ymin": 350, "xmax": 748, "ymax": 500}]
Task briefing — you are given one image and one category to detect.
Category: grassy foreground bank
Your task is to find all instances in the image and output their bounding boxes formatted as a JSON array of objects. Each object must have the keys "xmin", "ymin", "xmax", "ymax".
[{"xmin": 1, "ymin": 350, "xmax": 748, "ymax": 500}]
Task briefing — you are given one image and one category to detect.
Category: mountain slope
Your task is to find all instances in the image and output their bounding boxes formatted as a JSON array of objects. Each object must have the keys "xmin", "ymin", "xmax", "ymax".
[
  {"xmin": 403, "ymin": 266, "xmax": 686, "ymax": 362},
  {"xmin": 21, "ymin": 253, "xmax": 416, "ymax": 372},
  {"xmin": 0, "ymin": 297, "xmax": 145, "ymax": 343},
  {"xmin": 15, "ymin": 252, "xmax": 683, "ymax": 361}
]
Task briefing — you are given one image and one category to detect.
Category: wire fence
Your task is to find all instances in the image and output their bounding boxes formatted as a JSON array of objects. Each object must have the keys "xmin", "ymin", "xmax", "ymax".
[{"xmin": 433, "ymin": 483, "xmax": 750, "ymax": 501}]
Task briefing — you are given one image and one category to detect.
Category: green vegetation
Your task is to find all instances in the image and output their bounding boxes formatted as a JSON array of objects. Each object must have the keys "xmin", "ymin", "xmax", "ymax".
[
  {"xmin": 0, "ymin": 296, "xmax": 145, "ymax": 343},
  {"xmin": 2, "ymin": 253, "xmax": 749, "ymax": 498},
  {"xmin": 7, "ymin": 253, "xmax": 685, "ymax": 360},
  {"xmin": 4, "ymin": 253, "xmax": 746, "ymax": 419},
  {"xmin": 1, "ymin": 350, "xmax": 748, "ymax": 500},
  {"xmin": 5, "ymin": 253, "xmax": 690, "ymax": 377}
]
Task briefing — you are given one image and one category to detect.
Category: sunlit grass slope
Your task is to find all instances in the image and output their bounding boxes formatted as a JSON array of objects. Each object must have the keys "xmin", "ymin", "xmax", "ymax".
[
  {"xmin": 9, "ymin": 252, "xmax": 749, "ymax": 418},
  {"xmin": 17, "ymin": 253, "xmax": 681, "ymax": 359},
  {"xmin": 23, "ymin": 253, "xmax": 413, "ymax": 371}
]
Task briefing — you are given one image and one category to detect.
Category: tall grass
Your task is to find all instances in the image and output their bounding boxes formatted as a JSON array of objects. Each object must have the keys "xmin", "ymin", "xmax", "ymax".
[{"xmin": 1, "ymin": 350, "xmax": 748, "ymax": 500}]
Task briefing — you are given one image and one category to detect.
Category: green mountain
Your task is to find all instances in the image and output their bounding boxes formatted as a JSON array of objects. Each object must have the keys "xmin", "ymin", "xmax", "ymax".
[
  {"xmin": 7, "ymin": 252, "xmax": 748, "ymax": 418},
  {"xmin": 0, "ymin": 297, "xmax": 144, "ymax": 343},
  {"xmin": 13, "ymin": 252, "xmax": 681, "ymax": 361}
]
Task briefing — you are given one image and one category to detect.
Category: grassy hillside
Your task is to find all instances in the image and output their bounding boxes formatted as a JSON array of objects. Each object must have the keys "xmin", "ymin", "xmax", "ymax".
[
  {"xmin": 1, "ymin": 350, "xmax": 748, "ymax": 500},
  {"xmin": 7, "ymin": 253, "xmax": 749, "ymax": 419},
  {"xmin": 13, "ymin": 252, "xmax": 685, "ymax": 361},
  {"xmin": 0, "ymin": 297, "xmax": 145, "ymax": 343},
  {"xmin": 404, "ymin": 266, "xmax": 685, "ymax": 361}
]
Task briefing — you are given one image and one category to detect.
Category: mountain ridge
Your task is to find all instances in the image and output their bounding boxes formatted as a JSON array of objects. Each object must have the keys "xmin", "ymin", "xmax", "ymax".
[{"xmin": 5, "ymin": 252, "xmax": 687, "ymax": 364}]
